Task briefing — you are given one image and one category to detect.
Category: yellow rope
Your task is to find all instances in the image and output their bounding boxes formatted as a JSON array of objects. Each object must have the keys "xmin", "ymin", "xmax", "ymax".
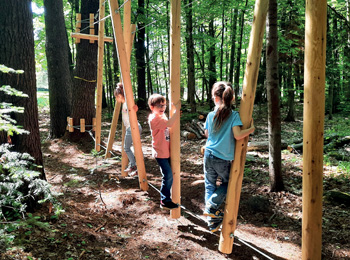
[{"xmin": 74, "ymin": 76, "xmax": 96, "ymax": 83}]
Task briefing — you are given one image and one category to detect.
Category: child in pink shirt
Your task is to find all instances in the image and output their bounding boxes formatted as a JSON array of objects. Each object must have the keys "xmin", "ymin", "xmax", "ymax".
[{"xmin": 148, "ymin": 94, "xmax": 181, "ymax": 210}]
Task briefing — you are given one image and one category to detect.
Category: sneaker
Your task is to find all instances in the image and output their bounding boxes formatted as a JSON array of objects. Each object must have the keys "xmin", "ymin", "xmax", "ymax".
[
  {"xmin": 124, "ymin": 165, "xmax": 137, "ymax": 173},
  {"xmin": 128, "ymin": 169, "xmax": 138, "ymax": 177},
  {"xmin": 203, "ymin": 208, "xmax": 224, "ymax": 218},
  {"xmin": 160, "ymin": 200, "xmax": 180, "ymax": 210},
  {"xmin": 208, "ymin": 219, "xmax": 223, "ymax": 233}
]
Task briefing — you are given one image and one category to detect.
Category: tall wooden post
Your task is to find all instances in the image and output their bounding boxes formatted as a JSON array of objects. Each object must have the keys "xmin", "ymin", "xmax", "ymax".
[
  {"xmin": 218, "ymin": 0, "xmax": 268, "ymax": 253},
  {"xmin": 108, "ymin": 0, "xmax": 148, "ymax": 191},
  {"xmin": 95, "ymin": 0, "xmax": 106, "ymax": 152},
  {"xmin": 302, "ymin": 0, "xmax": 327, "ymax": 259},
  {"xmin": 169, "ymin": 0, "xmax": 181, "ymax": 219}
]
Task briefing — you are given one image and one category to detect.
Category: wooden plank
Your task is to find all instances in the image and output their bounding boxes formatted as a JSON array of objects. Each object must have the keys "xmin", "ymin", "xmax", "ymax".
[
  {"xmin": 68, "ymin": 117, "xmax": 74, "ymax": 132},
  {"xmin": 80, "ymin": 118, "xmax": 85, "ymax": 133},
  {"xmin": 89, "ymin": 13, "xmax": 95, "ymax": 43},
  {"xmin": 104, "ymin": 102, "xmax": 121, "ymax": 159},
  {"xmin": 302, "ymin": 0, "xmax": 327, "ymax": 259},
  {"xmin": 75, "ymin": 13, "xmax": 81, "ymax": 43},
  {"xmin": 95, "ymin": 0, "xmax": 105, "ymax": 152},
  {"xmin": 170, "ymin": 0, "xmax": 181, "ymax": 219},
  {"xmin": 108, "ymin": 0, "xmax": 148, "ymax": 191},
  {"xmin": 72, "ymin": 33, "xmax": 113, "ymax": 42},
  {"xmin": 92, "ymin": 118, "xmax": 96, "ymax": 131},
  {"xmin": 218, "ymin": 0, "xmax": 268, "ymax": 254}
]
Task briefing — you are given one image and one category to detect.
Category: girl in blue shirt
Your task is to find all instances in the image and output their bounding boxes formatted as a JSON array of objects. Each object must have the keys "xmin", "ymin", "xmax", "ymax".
[{"xmin": 203, "ymin": 81, "xmax": 255, "ymax": 232}]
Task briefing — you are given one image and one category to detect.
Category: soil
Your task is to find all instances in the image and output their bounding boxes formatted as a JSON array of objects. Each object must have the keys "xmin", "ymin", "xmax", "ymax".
[{"xmin": 3, "ymin": 105, "xmax": 350, "ymax": 260}]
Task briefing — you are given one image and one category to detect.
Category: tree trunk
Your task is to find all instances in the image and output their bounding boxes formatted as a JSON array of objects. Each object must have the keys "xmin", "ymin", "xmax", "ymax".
[
  {"xmin": 136, "ymin": 0, "xmax": 147, "ymax": 109},
  {"xmin": 234, "ymin": 0, "xmax": 248, "ymax": 105},
  {"xmin": 146, "ymin": 0, "xmax": 153, "ymax": 98},
  {"xmin": 219, "ymin": 7, "xmax": 225, "ymax": 80},
  {"xmin": 284, "ymin": 52, "xmax": 295, "ymax": 122},
  {"xmin": 44, "ymin": 0, "xmax": 73, "ymax": 138},
  {"xmin": 208, "ymin": 19, "xmax": 216, "ymax": 107},
  {"xmin": 70, "ymin": 0, "xmax": 99, "ymax": 142},
  {"xmin": 266, "ymin": 0, "xmax": 284, "ymax": 192},
  {"xmin": 229, "ymin": 8, "xmax": 238, "ymax": 84},
  {"xmin": 0, "ymin": 0, "xmax": 44, "ymax": 177},
  {"xmin": 185, "ymin": 0, "xmax": 196, "ymax": 112}
]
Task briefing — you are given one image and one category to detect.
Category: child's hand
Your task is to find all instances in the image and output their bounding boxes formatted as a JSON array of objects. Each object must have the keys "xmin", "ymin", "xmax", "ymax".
[
  {"xmin": 133, "ymin": 105, "xmax": 138, "ymax": 112},
  {"xmin": 250, "ymin": 118, "xmax": 255, "ymax": 131},
  {"xmin": 172, "ymin": 101, "xmax": 181, "ymax": 111}
]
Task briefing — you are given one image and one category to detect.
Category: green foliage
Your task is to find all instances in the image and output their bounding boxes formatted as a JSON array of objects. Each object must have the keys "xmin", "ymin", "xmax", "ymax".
[{"xmin": 0, "ymin": 65, "xmax": 60, "ymax": 251}]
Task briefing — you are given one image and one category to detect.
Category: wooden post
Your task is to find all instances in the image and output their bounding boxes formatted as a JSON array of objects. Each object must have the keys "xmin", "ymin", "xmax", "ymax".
[
  {"xmin": 89, "ymin": 13, "xmax": 95, "ymax": 43},
  {"xmin": 109, "ymin": 0, "xmax": 148, "ymax": 191},
  {"xmin": 218, "ymin": 0, "xmax": 268, "ymax": 254},
  {"xmin": 95, "ymin": 0, "xmax": 105, "ymax": 152},
  {"xmin": 105, "ymin": 102, "xmax": 121, "ymax": 158},
  {"xmin": 75, "ymin": 13, "xmax": 81, "ymax": 44},
  {"xmin": 169, "ymin": 0, "xmax": 181, "ymax": 219},
  {"xmin": 80, "ymin": 118, "xmax": 85, "ymax": 133},
  {"xmin": 68, "ymin": 117, "xmax": 74, "ymax": 132},
  {"xmin": 302, "ymin": 0, "xmax": 327, "ymax": 259}
]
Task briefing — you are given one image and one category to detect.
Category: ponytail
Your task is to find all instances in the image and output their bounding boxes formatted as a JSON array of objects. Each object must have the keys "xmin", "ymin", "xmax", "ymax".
[
  {"xmin": 212, "ymin": 81, "xmax": 234, "ymax": 131},
  {"xmin": 114, "ymin": 82, "xmax": 124, "ymax": 97}
]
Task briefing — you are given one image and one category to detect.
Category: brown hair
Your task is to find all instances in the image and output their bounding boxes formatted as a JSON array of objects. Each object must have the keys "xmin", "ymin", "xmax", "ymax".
[
  {"xmin": 212, "ymin": 81, "xmax": 234, "ymax": 131},
  {"xmin": 148, "ymin": 94, "xmax": 166, "ymax": 108},
  {"xmin": 114, "ymin": 82, "xmax": 124, "ymax": 97}
]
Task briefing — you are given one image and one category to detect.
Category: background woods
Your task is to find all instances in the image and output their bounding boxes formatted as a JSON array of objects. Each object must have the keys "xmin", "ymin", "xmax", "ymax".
[{"xmin": 1, "ymin": 0, "xmax": 350, "ymax": 259}]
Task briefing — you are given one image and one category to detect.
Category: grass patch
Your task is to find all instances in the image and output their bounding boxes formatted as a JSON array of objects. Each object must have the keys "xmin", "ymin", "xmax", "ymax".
[{"xmin": 37, "ymin": 89, "xmax": 49, "ymax": 108}]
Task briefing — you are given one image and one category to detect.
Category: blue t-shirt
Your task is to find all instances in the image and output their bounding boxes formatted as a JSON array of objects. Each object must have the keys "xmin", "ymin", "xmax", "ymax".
[{"xmin": 204, "ymin": 110, "xmax": 243, "ymax": 161}]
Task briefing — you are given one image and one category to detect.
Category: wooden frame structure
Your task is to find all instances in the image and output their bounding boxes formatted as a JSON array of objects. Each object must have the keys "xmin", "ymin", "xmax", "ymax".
[{"xmin": 72, "ymin": 0, "xmax": 327, "ymax": 255}]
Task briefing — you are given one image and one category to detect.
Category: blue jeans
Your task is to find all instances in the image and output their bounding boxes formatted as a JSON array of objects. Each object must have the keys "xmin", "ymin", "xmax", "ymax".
[
  {"xmin": 203, "ymin": 150, "xmax": 231, "ymax": 219},
  {"xmin": 124, "ymin": 123, "xmax": 142, "ymax": 167},
  {"xmin": 156, "ymin": 158, "xmax": 173, "ymax": 202}
]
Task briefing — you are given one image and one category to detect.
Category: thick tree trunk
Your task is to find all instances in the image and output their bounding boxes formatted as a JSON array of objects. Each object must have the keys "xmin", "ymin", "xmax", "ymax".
[
  {"xmin": 44, "ymin": 0, "xmax": 73, "ymax": 138},
  {"xmin": 70, "ymin": 0, "xmax": 99, "ymax": 142},
  {"xmin": 266, "ymin": 0, "xmax": 284, "ymax": 192},
  {"xmin": 136, "ymin": 0, "xmax": 147, "ymax": 109},
  {"xmin": 0, "ymin": 0, "xmax": 44, "ymax": 177},
  {"xmin": 185, "ymin": 0, "xmax": 196, "ymax": 112}
]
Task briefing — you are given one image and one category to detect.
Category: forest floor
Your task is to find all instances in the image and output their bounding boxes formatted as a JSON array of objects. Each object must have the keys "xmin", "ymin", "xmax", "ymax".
[{"xmin": 2, "ymin": 103, "xmax": 350, "ymax": 260}]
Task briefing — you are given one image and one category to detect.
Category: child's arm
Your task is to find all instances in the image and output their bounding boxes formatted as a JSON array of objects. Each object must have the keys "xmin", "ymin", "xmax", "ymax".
[
  {"xmin": 167, "ymin": 101, "xmax": 181, "ymax": 127},
  {"xmin": 232, "ymin": 119, "xmax": 255, "ymax": 140}
]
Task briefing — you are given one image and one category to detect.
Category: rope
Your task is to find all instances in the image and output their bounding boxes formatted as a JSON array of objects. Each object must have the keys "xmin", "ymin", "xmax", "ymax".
[{"xmin": 74, "ymin": 76, "xmax": 96, "ymax": 83}]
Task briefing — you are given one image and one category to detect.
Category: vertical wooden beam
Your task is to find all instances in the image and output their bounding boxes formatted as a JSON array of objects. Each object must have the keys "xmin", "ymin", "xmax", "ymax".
[
  {"xmin": 95, "ymin": 0, "xmax": 105, "ymax": 152},
  {"xmin": 218, "ymin": 0, "xmax": 268, "ymax": 254},
  {"xmin": 92, "ymin": 118, "xmax": 96, "ymax": 131},
  {"xmin": 302, "ymin": 0, "xmax": 327, "ymax": 259},
  {"xmin": 105, "ymin": 102, "xmax": 121, "ymax": 158},
  {"xmin": 68, "ymin": 117, "xmax": 74, "ymax": 132},
  {"xmin": 89, "ymin": 13, "xmax": 95, "ymax": 43},
  {"xmin": 169, "ymin": 0, "xmax": 181, "ymax": 219},
  {"xmin": 109, "ymin": 0, "xmax": 148, "ymax": 191},
  {"xmin": 76, "ymin": 13, "xmax": 81, "ymax": 44},
  {"xmin": 80, "ymin": 118, "xmax": 85, "ymax": 133}
]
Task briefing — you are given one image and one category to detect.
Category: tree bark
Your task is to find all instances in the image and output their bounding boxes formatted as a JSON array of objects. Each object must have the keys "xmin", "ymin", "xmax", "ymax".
[
  {"xmin": 229, "ymin": 8, "xmax": 238, "ymax": 84},
  {"xmin": 44, "ymin": 0, "xmax": 73, "ymax": 138},
  {"xmin": 136, "ymin": 0, "xmax": 147, "ymax": 109},
  {"xmin": 0, "ymin": 0, "xmax": 44, "ymax": 177},
  {"xmin": 266, "ymin": 0, "xmax": 284, "ymax": 192},
  {"xmin": 208, "ymin": 19, "xmax": 216, "ymax": 107},
  {"xmin": 69, "ymin": 0, "xmax": 99, "ymax": 142}
]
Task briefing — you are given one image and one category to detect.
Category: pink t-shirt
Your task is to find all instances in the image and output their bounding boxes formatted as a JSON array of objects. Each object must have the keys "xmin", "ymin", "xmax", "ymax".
[{"xmin": 148, "ymin": 113, "xmax": 170, "ymax": 158}]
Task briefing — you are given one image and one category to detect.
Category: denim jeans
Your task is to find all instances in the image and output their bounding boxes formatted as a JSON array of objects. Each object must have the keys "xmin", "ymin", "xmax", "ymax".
[
  {"xmin": 203, "ymin": 149, "xmax": 231, "ymax": 219},
  {"xmin": 124, "ymin": 123, "xmax": 142, "ymax": 167},
  {"xmin": 156, "ymin": 158, "xmax": 173, "ymax": 202}
]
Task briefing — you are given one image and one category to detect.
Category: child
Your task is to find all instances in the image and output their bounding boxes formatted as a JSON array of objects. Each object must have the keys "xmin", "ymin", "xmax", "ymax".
[
  {"xmin": 203, "ymin": 81, "xmax": 255, "ymax": 232},
  {"xmin": 114, "ymin": 83, "xmax": 142, "ymax": 177},
  {"xmin": 148, "ymin": 94, "xmax": 181, "ymax": 210}
]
